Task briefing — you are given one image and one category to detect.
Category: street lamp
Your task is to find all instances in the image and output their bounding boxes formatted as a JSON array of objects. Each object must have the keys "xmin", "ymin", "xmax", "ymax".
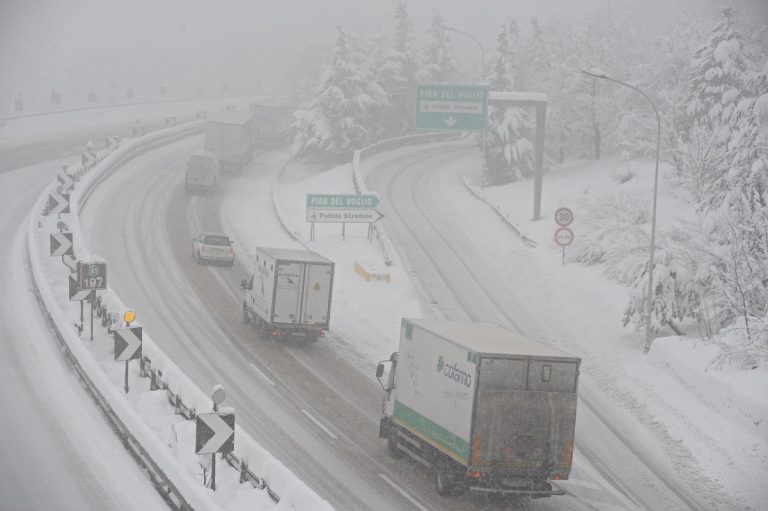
[
  {"xmin": 446, "ymin": 26, "xmax": 487, "ymax": 175},
  {"xmin": 445, "ymin": 26, "xmax": 485, "ymax": 83},
  {"xmin": 581, "ymin": 67, "xmax": 661, "ymax": 354}
]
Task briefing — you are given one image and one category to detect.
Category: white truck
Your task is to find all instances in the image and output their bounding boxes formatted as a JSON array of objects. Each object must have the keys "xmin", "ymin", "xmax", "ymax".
[
  {"xmin": 184, "ymin": 150, "xmax": 220, "ymax": 193},
  {"xmin": 376, "ymin": 319, "xmax": 580, "ymax": 498},
  {"xmin": 204, "ymin": 111, "xmax": 255, "ymax": 172},
  {"xmin": 240, "ymin": 247, "xmax": 334, "ymax": 341}
]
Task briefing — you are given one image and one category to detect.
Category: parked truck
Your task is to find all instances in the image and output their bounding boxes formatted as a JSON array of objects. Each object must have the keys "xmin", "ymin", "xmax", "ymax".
[
  {"xmin": 376, "ymin": 319, "xmax": 580, "ymax": 498},
  {"xmin": 204, "ymin": 111, "xmax": 255, "ymax": 172},
  {"xmin": 240, "ymin": 247, "xmax": 334, "ymax": 341}
]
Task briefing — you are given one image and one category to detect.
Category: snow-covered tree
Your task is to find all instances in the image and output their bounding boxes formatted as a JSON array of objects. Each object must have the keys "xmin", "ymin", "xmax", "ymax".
[
  {"xmin": 483, "ymin": 25, "xmax": 533, "ymax": 184},
  {"xmin": 686, "ymin": 6, "xmax": 753, "ymax": 132},
  {"xmin": 292, "ymin": 27, "xmax": 387, "ymax": 161},
  {"xmin": 379, "ymin": 2, "xmax": 420, "ymax": 135},
  {"xmin": 418, "ymin": 11, "xmax": 456, "ymax": 84}
]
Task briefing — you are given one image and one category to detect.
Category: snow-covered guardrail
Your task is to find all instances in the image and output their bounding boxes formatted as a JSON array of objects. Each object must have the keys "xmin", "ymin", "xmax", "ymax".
[
  {"xmin": 27, "ymin": 122, "xmax": 334, "ymax": 511},
  {"xmin": 352, "ymin": 132, "xmax": 461, "ymax": 266}
]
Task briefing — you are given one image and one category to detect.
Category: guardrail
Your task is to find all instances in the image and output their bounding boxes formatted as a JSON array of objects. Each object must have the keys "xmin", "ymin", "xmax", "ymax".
[{"xmin": 27, "ymin": 121, "xmax": 333, "ymax": 511}]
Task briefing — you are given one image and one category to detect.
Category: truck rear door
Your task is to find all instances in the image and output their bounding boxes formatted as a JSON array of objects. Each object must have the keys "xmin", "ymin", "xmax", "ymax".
[
  {"xmin": 300, "ymin": 263, "xmax": 332, "ymax": 327},
  {"xmin": 272, "ymin": 261, "xmax": 303, "ymax": 324},
  {"xmin": 471, "ymin": 357, "xmax": 578, "ymax": 477}
]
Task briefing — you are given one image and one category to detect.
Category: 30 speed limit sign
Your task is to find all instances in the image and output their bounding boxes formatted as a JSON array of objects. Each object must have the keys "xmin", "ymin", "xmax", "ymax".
[{"xmin": 554, "ymin": 207, "xmax": 574, "ymax": 226}]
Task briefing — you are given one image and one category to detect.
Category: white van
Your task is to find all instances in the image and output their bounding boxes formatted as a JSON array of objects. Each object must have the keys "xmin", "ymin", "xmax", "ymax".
[{"xmin": 185, "ymin": 150, "xmax": 220, "ymax": 193}]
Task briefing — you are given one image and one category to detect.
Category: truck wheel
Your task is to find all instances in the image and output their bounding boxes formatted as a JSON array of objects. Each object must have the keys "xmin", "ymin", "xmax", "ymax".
[
  {"xmin": 387, "ymin": 429, "xmax": 403, "ymax": 459},
  {"xmin": 434, "ymin": 457, "xmax": 458, "ymax": 496}
]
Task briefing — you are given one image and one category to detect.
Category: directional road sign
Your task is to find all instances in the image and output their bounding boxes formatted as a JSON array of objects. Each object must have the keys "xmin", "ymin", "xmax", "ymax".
[
  {"xmin": 306, "ymin": 209, "xmax": 384, "ymax": 224},
  {"xmin": 414, "ymin": 84, "xmax": 489, "ymax": 131},
  {"xmin": 114, "ymin": 327, "xmax": 142, "ymax": 362},
  {"xmin": 195, "ymin": 411, "xmax": 235, "ymax": 455},
  {"xmin": 77, "ymin": 261, "xmax": 107, "ymax": 291},
  {"xmin": 57, "ymin": 172, "xmax": 75, "ymax": 192},
  {"xmin": 68, "ymin": 275, "xmax": 94, "ymax": 302},
  {"xmin": 306, "ymin": 194, "xmax": 380, "ymax": 210},
  {"xmin": 50, "ymin": 232, "xmax": 74, "ymax": 257},
  {"xmin": 47, "ymin": 192, "xmax": 70, "ymax": 215}
]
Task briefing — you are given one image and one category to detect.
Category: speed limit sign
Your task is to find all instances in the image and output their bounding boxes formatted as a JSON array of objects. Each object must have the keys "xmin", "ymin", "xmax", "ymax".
[{"xmin": 554, "ymin": 207, "xmax": 574, "ymax": 227}]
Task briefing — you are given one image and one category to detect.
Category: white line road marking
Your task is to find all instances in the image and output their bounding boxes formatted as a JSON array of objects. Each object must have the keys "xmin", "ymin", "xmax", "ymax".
[
  {"xmin": 249, "ymin": 362, "xmax": 275, "ymax": 386},
  {"xmin": 378, "ymin": 473, "xmax": 430, "ymax": 511},
  {"xmin": 301, "ymin": 409, "xmax": 338, "ymax": 440}
]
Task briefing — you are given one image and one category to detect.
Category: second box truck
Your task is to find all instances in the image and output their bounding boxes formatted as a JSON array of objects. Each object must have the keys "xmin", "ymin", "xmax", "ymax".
[{"xmin": 241, "ymin": 247, "xmax": 334, "ymax": 341}]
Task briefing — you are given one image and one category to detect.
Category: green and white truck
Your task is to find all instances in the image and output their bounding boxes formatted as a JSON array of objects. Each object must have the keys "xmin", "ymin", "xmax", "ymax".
[{"xmin": 376, "ymin": 319, "xmax": 580, "ymax": 498}]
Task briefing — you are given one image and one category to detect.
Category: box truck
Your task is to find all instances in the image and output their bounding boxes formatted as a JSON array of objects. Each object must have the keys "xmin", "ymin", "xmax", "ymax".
[
  {"xmin": 376, "ymin": 319, "xmax": 579, "ymax": 498},
  {"xmin": 241, "ymin": 247, "xmax": 334, "ymax": 341},
  {"xmin": 204, "ymin": 111, "xmax": 255, "ymax": 172},
  {"xmin": 184, "ymin": 150, "xmax": 220, "ymax": 193}
]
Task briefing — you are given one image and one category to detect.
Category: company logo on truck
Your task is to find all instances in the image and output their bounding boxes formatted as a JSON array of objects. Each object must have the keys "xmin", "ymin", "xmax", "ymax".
[{"xmin": 437, "ymin": 356, "xmax": 472, "ymax": 387}]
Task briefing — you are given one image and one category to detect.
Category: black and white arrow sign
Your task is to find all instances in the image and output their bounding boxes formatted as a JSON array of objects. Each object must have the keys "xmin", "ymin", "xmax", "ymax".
[
  {"xmin": 195, "ymin": 411, "xmax": 235, "ymax": 455},
  {"xmin": 50, "ymin": 232, "xmax": 74, "ymax": 257},
  {"xmin": 47, "ymin": 192, "xmax": 70, "ymax": 215},
  {"xmin": 57, "ymin": 172, "xmax": 75, "ymax": 192},
  {"xmin": 114, "ymin": 327, "xmax": 142, "ymax": 362},
  {"xmin": 68, "ymin": 275, "xmax": 94, "ymax": 301}
]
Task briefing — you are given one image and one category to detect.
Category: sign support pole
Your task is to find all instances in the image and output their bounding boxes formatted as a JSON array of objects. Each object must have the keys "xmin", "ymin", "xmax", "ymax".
[
  {"xmin": 90, "ymin": 295, "xmax": 94, "ymax": 341},
  {"xmin": 342, "ymin": 222, "xmax": 346, "ymax": 241},
  {"xmin": 124, "ymin": 360, "xmax": 129, "ymax": 394},
  {"xmin": 80, "ymin": 301, "xmax": 84, "ymax": 332},
  {"xmin": 211, "ymin": 401, "xmax": 218, "ymax": 491},
  {"xmin": 562, "ymin": 246, "xmax": 566, "ymax": 267}
]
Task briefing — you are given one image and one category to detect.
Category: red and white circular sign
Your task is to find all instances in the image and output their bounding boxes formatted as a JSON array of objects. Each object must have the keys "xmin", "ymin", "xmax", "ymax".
[
  {"xmin": 554, "ymin": 227, "xmax": 574, "ymax": 247},
  {"xmin": 554, "ymin": 207, "xmax": 574, "ymax": 227}
]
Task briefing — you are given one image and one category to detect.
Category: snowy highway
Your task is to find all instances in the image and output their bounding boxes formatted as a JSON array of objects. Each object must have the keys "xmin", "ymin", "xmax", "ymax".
[
  {"xmin": 0, "ymin": 156, "xmax": 168, "ymax": 509},
  {"xmin": 70, "ymin": 128, "xmax": 702, "ymax": 510}
]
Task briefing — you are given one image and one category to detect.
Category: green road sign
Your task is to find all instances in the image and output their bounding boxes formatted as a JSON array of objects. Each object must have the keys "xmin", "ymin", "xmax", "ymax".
[
  {"xmin": 414, "ymin": 84, "xmax": 489, "ymax": 131},
  {"xmin": 306, "ymin": 194, "xmax": 380, "ymax": 209}
]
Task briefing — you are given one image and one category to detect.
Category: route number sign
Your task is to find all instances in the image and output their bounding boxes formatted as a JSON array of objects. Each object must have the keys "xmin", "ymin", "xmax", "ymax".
[
  {"xmin": 554, "ymin": 227, "xmax": 574, "ymax": 247},
  {"xmin": 77, "ymin": 261, "xmax": 107, "ymax": 291},
  {"xmin": 554, "ymin": 207, "xmax": 574, "ymax": 227}
]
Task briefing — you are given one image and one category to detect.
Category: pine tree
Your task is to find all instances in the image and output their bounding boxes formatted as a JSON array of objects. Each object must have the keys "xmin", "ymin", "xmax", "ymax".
[
  {"xmin": 418, "ymin": 11, "xmax": 456, "ymax": 84},
  {"xmin": 483, "ymin": 25, "xmax": 533, "ymax": 184},
  {"xmin": 686, "ymin": 7, "xmax": 753, "ymax": 132},
  {"xmin": 379, "ymin": 2, "xmax": 420, "ymax": 135},
  {"xmin": 291, "ymin": 27, "xmax": 387, "ymax": 161}
]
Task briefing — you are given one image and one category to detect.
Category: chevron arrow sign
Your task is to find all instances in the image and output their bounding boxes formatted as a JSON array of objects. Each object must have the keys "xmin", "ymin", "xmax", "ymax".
[
  {"xmin": 114, "ymin": 327, "xmax": 142, "ymax": 362},
  {"xmin": 47, "ymin": 192, "xmax": 70, "ymax": 215},
  {"xmin": 68, "ymin": 275, "xmax": 94, "ymax": 302},
  {"xmin": 195, "ymin": 411, "xmax": 235, "ymax": 455},
  {"xmin": 57, "ymin": 172, "xmax": 75, "ymax": 192},
  {"xmin": 50, "ymin": 232, "xmax": 74, "ymax": 257}
]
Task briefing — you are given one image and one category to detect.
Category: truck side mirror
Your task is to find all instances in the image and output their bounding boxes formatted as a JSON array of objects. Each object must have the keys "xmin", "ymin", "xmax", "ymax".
[{"xmin": 376, "ymin": 363, "xmax": 385, "ymax": 378}]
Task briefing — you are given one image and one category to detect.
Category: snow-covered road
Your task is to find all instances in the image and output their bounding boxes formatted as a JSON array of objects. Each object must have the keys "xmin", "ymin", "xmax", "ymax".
[{"xmin": 0, "ymin": 159, "xmax": 167, "ymax": 510}]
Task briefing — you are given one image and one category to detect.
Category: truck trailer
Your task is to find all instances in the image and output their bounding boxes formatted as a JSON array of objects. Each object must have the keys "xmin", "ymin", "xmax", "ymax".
[
  {"xmin": 376, "ymin": 319, "xmax": 580, "ymax": 498},
  {"xmin": 241, "ymin": 247, "xmax": 334, "ymax": 341},
  {"xmin": 204, "ymin": 111, "xmax": 255, "ymax": 172}
]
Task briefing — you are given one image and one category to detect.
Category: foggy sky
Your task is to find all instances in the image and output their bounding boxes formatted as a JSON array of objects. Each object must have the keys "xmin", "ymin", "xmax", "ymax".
[{"xmin": 1, "ymin": 0, "xmax": 766, "ymax": 105}]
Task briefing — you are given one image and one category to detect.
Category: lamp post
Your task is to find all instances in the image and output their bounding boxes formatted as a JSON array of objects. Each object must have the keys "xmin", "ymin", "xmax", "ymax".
[
  {"xmin": 446, "ymin": 26, "xmax": 487, "ymax": 174},
  {"xmin": 581, "ymin": 67, "xmax": 661, "ymax": 353},
  {"xmin": 445, "ymin": 26, "xmax": 485, "ymax": 83}
]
